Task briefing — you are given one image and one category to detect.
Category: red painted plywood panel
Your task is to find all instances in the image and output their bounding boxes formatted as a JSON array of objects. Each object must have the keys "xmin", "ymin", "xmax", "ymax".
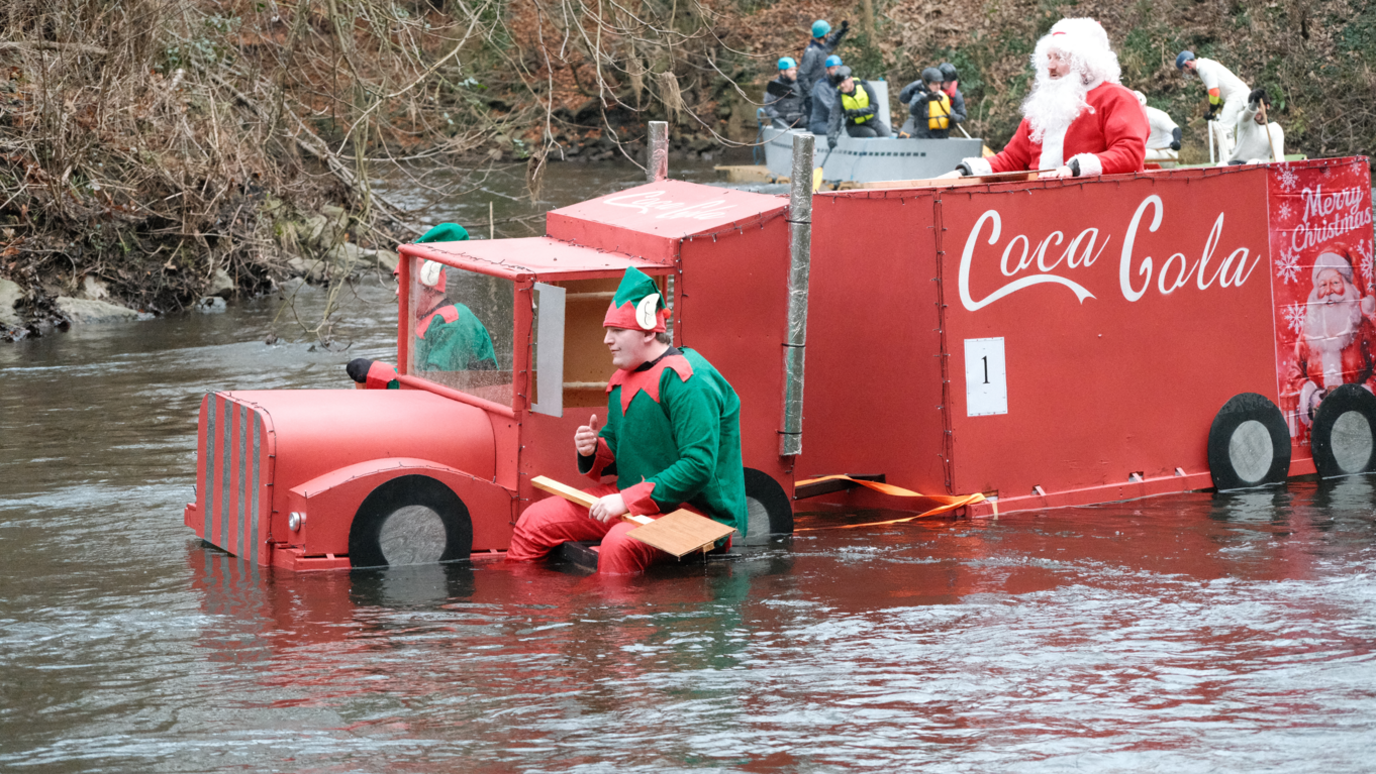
[
  {"xmin": 939, "ymin": 169, "xmax": 1278, "ymax": 498},
  {"xmin": 796, "ymin": 190, "xmax": 948, "ymax": 494},
  {"xmin": 547, "ymin": 180, "xmax": 786, "ymax": 263},
  {"xmin": 676, "ymin": 213, "xmax": 794, "ymax": 486}
]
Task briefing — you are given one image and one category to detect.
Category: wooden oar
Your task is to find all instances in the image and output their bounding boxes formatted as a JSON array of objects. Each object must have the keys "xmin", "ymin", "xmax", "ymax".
[
  {"xmin": 845, "ymin": 168, "xmax": 1043, "ymax": 190},
  {"xmin": 530, "ymin": 476, "xmax": 735, "ymax": 558},
  {"xmin": 1259, "ymin": 101, "xmax": 1282, "ymax": 163}
]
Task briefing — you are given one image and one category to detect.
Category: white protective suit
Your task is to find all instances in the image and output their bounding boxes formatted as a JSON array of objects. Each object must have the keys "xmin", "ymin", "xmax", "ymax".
[
  {"xmin": 1145, "ymin": 105, "xmax": 1178, "ymax": 150},
  {"xmin": 1225, "ymin": 101, "xmax": 1284, "ymax": 164},
  {"xmin": 1195, "ymin": 58, "xmax": 1250, "ymax": 157}
]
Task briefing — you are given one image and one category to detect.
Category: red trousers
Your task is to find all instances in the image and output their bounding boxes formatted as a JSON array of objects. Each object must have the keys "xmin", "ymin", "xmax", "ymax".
[{"xmin": 506, "ymin": 484, "xmax": 671, "ymax": 575}]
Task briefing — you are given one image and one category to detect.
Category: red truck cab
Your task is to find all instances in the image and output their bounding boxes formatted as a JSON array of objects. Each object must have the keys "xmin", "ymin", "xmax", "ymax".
[{"xmin": 185, "ymin": 181, "xmax": 798, "ymax": 570}]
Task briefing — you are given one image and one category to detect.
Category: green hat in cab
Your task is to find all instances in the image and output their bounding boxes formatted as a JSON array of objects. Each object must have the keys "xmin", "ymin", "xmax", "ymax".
[{"xmin": 415, "ymin": 223, "xmax": 470, "ymax": 243}]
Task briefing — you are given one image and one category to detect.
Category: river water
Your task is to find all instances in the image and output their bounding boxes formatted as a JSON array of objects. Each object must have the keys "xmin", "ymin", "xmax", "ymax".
[{"xmin": 2, "ymin": 160, "xmax": 1375, "ymax": 772}]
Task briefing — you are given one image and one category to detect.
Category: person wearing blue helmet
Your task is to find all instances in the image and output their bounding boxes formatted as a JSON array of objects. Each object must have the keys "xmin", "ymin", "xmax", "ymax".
[
  {"xmin": 1176, "ymin": 50, "xmax": 1251, "ymax": 159},
  {"xmin": 798, "ymin": 18, "xmax": 849, "ymax": 117},
  {"xmin": 762, "ymin": 56, "xmax": 806, "ymax": 127},
  {"xmin": 807, "ymin": 54, "xmax": 846, "ymax": 134}
]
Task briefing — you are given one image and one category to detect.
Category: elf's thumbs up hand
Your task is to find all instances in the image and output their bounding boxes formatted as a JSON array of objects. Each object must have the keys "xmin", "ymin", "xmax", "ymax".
[{"xmin": 575, "ymin": 414, "xmax": 600, "ymax": 456}]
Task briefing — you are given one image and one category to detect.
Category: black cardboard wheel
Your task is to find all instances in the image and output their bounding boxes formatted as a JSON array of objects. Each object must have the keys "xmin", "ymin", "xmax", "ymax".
[
  {"xmin": 348, "ymin": 475, "xmax": 472, "ymax": 568},
  {"xmin": 743, "ymin": 468, "xmax": 793, "ymax": 544},
  {"xmin": 1207, "ymin": 393, "xmax": 1291, "ymax": 491},
  {"xmin": 1310, "ymin": 384, "xmax": 1376, "ymax": 478}
]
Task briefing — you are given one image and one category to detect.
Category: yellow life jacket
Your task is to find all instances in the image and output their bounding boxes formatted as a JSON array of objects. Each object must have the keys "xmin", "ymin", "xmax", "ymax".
[
  {"xmin": 927, "ymin": 93, "xmax": 952, "ymax": 131},
  {"xmin": 840, "ymin": 83, "xmax": 873, "ymax": 124}
]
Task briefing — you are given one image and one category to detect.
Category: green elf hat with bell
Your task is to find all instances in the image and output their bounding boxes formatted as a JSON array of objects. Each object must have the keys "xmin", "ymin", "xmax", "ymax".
[
  {"xmin": 603, "ymin": 266, "xmax": 668, "ymax": 333},
  {"xmin": 416, "ymin": 223, "xmax": 469, "ymax": 243},
  {"xmin": 398, "ymin": 223, "xmax": 470, "ymax": 292}
]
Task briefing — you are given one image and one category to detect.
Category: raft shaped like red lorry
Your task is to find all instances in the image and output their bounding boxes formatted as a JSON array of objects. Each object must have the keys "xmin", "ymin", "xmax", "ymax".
[{"xmin": 185, "ymin": 157, "xmax": 1375, "ymax": 571}]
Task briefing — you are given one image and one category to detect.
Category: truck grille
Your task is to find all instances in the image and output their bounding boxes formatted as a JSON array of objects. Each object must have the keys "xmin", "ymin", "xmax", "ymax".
[{"xmin": 198, "ymin": 393, "xmax": 273, "ymax": 565}]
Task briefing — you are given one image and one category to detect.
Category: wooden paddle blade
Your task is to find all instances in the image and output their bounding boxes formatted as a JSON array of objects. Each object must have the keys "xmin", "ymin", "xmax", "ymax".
[
  {"xmin": 531, "ymin": 475, "xmax": 597, "ymax": 508},
  {"xmin": 627, "ymin": 510, "xmax": 735, "ymax": 558},
  {"xmin": 532, "ymin": 475, "xmax": 654, "ymax": 525}
]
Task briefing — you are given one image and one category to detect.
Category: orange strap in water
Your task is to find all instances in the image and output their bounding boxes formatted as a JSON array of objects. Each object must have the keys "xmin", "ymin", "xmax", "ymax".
[{"xmin": 791, "ymin": 475, "xmax": 990, "ymax": 532}]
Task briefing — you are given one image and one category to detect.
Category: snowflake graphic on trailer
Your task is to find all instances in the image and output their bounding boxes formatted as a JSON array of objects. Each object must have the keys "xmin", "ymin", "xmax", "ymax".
[
  {"xmin": 1284, "ymin": 302, "xmax": 1306, "ymax": 335},
  {"xmin": 1277, "ymin": 164, "xmax": 1300, "ymax": 192},
  {"xmin": 1277, "ymin": 200, "xmax": 1294, "ymax": 221},
  {"xmin": 1276, "ymin": 248, "xmax": 1301, "ymax": 284}
]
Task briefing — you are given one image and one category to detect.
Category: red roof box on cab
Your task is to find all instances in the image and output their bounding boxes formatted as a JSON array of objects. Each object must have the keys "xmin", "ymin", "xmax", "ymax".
[{"xmin": 546, "ymin": 179, "xmax": 786, "ymax": 263}]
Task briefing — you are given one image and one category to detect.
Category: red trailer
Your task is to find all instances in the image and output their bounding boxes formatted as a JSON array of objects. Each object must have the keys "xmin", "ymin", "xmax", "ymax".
[
  {"xmin": 799, "ymin": 158, "xmax": 1373, "ymax": 515},
  {"xmin": 184, "ymin": 157, "xmax": 1374, "ymax": 570}
]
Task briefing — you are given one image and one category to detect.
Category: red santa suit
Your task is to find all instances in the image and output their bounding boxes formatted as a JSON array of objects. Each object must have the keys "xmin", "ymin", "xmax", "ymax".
[
  {"xmin": 979, "ymin": 81, "xmax": 1148, "ymax": 176},
  {"xmin": 1287, "ymin": 312, "xmax": 1376, "ymax": 425},
  {"xmin": 1286, "ymin": 250, "xmax": 1376, "ymax": 426}
]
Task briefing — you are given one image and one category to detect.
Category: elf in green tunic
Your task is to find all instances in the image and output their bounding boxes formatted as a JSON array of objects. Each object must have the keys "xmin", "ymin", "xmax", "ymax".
[
  {"xmin": 343, "ymin": 223, "xmax": 495, "ymax": 388},
  {"xmin": 507, "ymin": 266, "xmax": 747, "ymax": 575},
  {"xmin": 412, "ymin": 256, "xmax": 498, "ymax": 373},
  {"xmin": 406, "ymin": 224, "xmax": 497, "ymax": 373}
]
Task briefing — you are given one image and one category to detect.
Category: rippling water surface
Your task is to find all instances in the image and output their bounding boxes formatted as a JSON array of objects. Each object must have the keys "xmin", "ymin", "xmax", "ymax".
[{"xmin": 2, "ymin": 162, "xmax": 1374, "ymax": 772}]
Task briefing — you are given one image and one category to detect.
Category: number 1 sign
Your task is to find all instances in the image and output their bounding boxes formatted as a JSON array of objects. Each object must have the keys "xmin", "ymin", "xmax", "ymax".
[{"xmin": 965, "ymin": 337, "xmax": 1008, "ymax": 417}]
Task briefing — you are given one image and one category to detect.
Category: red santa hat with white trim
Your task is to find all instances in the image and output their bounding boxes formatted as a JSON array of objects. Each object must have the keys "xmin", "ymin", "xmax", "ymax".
[
  {"xmin": 1034, "ymin": 17, "xmax": 1122, "ymax": 86},
  {"xmin": 1313, "ymin": 243, "xmax": 1375, "ymax": 317}
]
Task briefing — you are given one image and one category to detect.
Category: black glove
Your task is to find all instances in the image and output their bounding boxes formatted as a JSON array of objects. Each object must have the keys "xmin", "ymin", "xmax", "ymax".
[
  {"xmin": 1068, "ymin": 158, "xmax": 1082, "ymax": 177},
  {"xmin": 839, "ymin": 20, "xmax": 850, "ymax": 33},
  {"xmin": 1247, "ymin": 87, "xmax": 1267, "ymax": 105},
  {"xmin": 1170, "ymin": 127, "xmax": 1182, "ymax": 151},
  {"xmin": 828, "ymin": 135, "xmax": 838, "ymax": 149},
  {"xmin": 765, "ymin": 81, "xmax": 792, "ymax": 98},
  {"xmin": 346, "ymin": 358, "xmax": 373, "ymax": 384},
  {"xmin": 1205, "ymin": 103, "xmax": 1219, "ymax": 120}
]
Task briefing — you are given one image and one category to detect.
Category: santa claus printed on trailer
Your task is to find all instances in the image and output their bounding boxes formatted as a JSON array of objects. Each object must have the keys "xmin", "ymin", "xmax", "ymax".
[{"xmin": 1271, "ymin": 162, "xmax": 1376, "ymax": 443}]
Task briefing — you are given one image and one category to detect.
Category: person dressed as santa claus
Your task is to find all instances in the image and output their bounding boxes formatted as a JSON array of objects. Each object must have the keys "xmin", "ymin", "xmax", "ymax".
[
  {"xmin": 944, "ymin": 18, "xmax": 1148, "ymax": 179},
  {"xmin": 1288, "ymin": 246, "xmax": 1376, "ymax": 426}
]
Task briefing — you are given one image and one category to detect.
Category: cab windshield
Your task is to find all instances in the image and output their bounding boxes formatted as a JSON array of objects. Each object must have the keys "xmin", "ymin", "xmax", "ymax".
[{"xmin": 407, "ymin": 259, "xmax": 514, "ymax": 405}]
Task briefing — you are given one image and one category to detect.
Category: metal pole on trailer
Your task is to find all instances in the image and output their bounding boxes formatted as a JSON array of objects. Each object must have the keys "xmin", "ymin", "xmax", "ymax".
[
  {"xmin": 647, "ymin": 121, "xmax": 669, "ymax": 182},
  {"xmin": 781, "ymin": 133, "xmax": 814, "ymax": 457}
]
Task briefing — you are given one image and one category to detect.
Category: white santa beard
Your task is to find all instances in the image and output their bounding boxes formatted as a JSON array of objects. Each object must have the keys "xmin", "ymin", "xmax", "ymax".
[
  {"xmin": 1304, "ymin": 284, "xmax": 1364, "ymax": 389},
  {"xmin": 1023, "ymin": 74, "xmax": 1089, "ymax": 168}
]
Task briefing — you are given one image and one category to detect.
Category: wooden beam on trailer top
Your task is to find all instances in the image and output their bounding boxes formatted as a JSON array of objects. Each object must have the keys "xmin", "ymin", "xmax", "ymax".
[{"xmin": 840, "ymin": 170, "xmax": 1040, "ymax": 190}]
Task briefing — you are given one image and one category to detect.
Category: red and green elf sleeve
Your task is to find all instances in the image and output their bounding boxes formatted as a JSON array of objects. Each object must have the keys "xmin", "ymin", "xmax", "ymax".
[{"xmin": 582, "ymin": 348, "xmax": 747, "ymax": 536}]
